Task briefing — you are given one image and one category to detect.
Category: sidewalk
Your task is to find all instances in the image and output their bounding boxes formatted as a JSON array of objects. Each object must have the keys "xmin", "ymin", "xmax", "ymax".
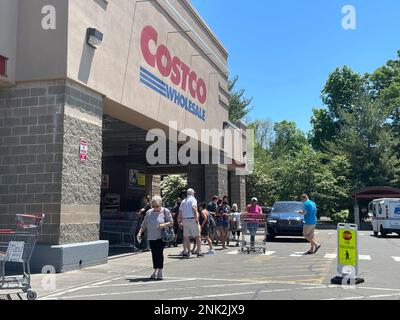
[{"xmin": 2, "ymin": 246, "xmax": 184, "ymax": 300}]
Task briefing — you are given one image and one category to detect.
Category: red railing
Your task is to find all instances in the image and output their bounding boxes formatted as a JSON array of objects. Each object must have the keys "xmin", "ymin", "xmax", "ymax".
[{"xmin": 0, "ymin": 55, "xmax": 8, "ymax": 77}]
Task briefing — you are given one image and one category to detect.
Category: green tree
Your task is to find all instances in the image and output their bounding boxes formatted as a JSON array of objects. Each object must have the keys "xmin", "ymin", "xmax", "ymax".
[
  {"xmin": 310, "ymin": 66, "xmax": 365, "ymax": 150},
  {"xmin": 160, "ymin": 175, "xmax": 187, "ymax": 207},
  {"xmin": 368, "ymin": 50, "xmax": 400, "ymax": 153},
  {"xmin": 328, "ymin": 95, "xmax": 399, "ymax": 188},
  {"xmin": 321, "ymin": 66, "xmax": 365, "ymax": 118},
  {"xmin": 228, "ymin": 76, "xmax": 253, "ymax": 123},
  {"xmin": 270, "ymin": 121, "xmax": 308, "ymax": 160},
  {"xmin": 247, "ymin": 119, "xmax": 274, "ymax": 150},
  {"xmin": 272, "ymin": 148, "xmax": 351, "ymax": 217},
  {"xmin": 309, "ymin": 108, "xmax": 338, "ymax": 151}
]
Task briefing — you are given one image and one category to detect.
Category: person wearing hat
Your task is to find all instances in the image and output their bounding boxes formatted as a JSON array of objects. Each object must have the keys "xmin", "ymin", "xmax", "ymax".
[
  {"xmin": 178, "ymin": 188, "xmax": 204, "ymax": 258},
  {"xmin": 244, "ymin": 197, "xmax": 263, "ymax": 251}
]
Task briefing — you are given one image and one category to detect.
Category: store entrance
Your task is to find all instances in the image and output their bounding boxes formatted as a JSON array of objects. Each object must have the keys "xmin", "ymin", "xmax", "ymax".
[
  {"xmin": 99, "ymin": 115, "xmax": 189, "ymax": 253},
  {"xmin": 100, "ymin": 116, "xmax": 156, "ymax": 251}
]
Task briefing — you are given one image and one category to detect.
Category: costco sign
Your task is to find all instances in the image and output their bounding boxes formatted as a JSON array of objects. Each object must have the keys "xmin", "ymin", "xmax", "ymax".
[{"xmin": 140, "ymin": 25, "xmax": 207, "ymax": 105}]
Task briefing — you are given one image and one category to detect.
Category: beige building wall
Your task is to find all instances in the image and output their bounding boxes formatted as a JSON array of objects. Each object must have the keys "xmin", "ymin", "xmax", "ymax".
[
  {"xmin": 67, "ymin": 0, "xmax": 229, "ymax": 141},
  {"xmin": 15, "ymin": 0, "xmax": 69, "ymax": 81}
]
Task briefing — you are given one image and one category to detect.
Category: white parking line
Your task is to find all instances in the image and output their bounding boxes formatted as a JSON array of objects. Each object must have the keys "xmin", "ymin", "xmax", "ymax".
[
  {"xmin": 393, "ymin": 257, "xmax": 400, "ymax": 262},
  {"xmin": 290, "ymin": 252, "xmax": 306, "ymax": 257},
  {"xmin": 43, "ymin": 288, "xmax": 171, "ymax": 300},
  {"xmin": 227, "ymin": 250, "xmax": 240, "ymax": 255},
  {"xmin": 171, "ymin": 285, "xmax": 331, "ymax": 300},
  {"xmin": 264, "ymin": 251, "xmax": 276, "ymax": 256},
  {"xmin": 359, "ymin": 255, "xmax": 371, "ymax": 261},
  {"xmin": 90, "ymin": 278, "xmax": 197, "ymax": 288},
  {"xmin": 326, "ymin": 292, "xmax": 400, "ymax": 300},
  {"xmin": 324, "ymin": 253, "xmax": 337, "ymax": 259}
]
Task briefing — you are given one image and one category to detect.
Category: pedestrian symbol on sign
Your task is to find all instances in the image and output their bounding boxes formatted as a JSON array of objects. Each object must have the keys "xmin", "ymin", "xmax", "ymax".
[{"xmin": 346, "ymin": 250, "xmax": 350, "ymax": 261}]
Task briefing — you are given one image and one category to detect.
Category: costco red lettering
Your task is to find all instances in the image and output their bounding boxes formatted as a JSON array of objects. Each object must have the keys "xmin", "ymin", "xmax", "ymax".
[{"xmin": 140, "ymin": 25, "xmax": 207, "ymax": 104}]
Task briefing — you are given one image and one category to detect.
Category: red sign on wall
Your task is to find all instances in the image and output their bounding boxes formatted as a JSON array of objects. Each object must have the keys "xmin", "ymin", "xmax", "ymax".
[
  {"xmin": 0, "ymin": 55, "xmax": 7, "ymax": 77},
  {"xmin": 79, "ymin": 140, "xmax": 88, "ymax": 162}
]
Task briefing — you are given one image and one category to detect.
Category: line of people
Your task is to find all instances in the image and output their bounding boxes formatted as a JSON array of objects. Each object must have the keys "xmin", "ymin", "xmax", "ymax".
[
  {"xmin": 136, "ymin": 189, "xmax": 257, "ymax": 280},
  {"xmin": 135, "ymin": 191, "xmax": 320, "ymax": 281}
]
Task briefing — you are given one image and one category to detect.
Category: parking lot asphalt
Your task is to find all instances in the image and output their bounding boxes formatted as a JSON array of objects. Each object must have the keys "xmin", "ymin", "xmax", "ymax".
[{"xmin": 4, "ymin": 230, "xmax": 400, "ymax": 300}]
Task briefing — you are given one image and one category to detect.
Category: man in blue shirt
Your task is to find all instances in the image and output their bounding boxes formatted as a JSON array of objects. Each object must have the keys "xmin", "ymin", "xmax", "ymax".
[{"xmin": 300, "ymin": 194, "xmax": 321, "ymax": 255}]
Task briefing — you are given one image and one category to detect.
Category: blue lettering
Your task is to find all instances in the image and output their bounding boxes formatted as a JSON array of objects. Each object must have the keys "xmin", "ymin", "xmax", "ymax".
[
  {"xmin": 174, "ymin": 91, "xmax": 181, "ymax": 104},
  {"xmin": 166, "ymin": 85, "xmax": 176, "ymax": 102},
  {"xmin": 180, "ymin": 96, "xmax": 188, "ymax": 109},
  {"xmin": 140, "ymin": 67, "xmax": 207, "ymax": 122}
]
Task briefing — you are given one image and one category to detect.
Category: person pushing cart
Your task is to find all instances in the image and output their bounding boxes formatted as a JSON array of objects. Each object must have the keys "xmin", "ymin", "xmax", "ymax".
[{"xmin": 241, "ymin": 198, "xmax": 267, "ymax": 254}]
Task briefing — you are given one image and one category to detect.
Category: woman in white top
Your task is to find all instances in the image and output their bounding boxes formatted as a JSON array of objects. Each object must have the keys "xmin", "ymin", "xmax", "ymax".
[
  {"xmin": 137, "ymin": 195, "xmax": 173, "ymax": 280},
  {"xmin": 229, "ymin": 204, "xmax": 242, "ymax": 247}
]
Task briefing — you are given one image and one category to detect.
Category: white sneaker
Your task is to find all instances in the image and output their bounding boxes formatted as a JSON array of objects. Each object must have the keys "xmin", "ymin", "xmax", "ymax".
[
  {"xmin": 207, "ymin": 249, "xmax": 215, "ymax": 255},
  {"xmin": 157, "ymin": 271, "xmax": 163, "ymax": 280}
]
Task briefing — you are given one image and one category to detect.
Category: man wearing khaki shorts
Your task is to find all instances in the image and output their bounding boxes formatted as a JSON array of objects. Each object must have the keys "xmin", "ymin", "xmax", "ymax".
[
  {"xmin": 299, "ymin": 194, "xmax": 321, "ymax": 255},
  {"xmin": 178, "ymin": 189, "xmax": 204, "ymax": 258}
]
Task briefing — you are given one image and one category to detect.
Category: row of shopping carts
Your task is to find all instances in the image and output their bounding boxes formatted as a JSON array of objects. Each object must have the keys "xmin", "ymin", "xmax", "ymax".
[
  {"xmin": 0, "ymin": 213, "xmax": 44, "ymax": 300},
  {"xmin": 240, "ymin": 214, "xmax": 267, "ymax": 254},
  {"xmin": 208, "ymin": 213, "xmax": 267, "ymax": 254}
]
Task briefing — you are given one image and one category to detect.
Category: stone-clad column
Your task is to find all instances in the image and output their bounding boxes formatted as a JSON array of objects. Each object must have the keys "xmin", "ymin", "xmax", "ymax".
[
  {"xmin": 204, "ymin": 164, "xmax": 228, "ymax": 202},
  {"xmin": 59, "ymin": 80, "xmax": 103, "ymax": 244},
  {"xmin": 230, "ymin": 174, "xmax": 246, "ymax": 212},
  {"xmin": 0, "ymin": 80, "xmax": 107, "ymax": 272},
  {"xmin": 0, "ymin": 80, "xmax": 103, "ymax": 245},
  {"xmin": 187, "ymin": 165, "xmax": 205, "ymax": 202},
  {"xmin": 0, "ymin": 81, "xmax": 65, "ymax": 244}
]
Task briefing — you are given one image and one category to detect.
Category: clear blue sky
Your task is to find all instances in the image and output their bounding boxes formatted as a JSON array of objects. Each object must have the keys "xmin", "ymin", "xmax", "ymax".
[{"xmin": 191, "ymin": 0, "xmax": 400, "ymax": 133}]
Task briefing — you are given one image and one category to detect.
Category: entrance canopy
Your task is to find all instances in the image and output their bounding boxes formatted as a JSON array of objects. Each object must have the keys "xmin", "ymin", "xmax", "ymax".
[{"xmin": 352, "ymin": 187, "xmax": 400, "ymax": 200}]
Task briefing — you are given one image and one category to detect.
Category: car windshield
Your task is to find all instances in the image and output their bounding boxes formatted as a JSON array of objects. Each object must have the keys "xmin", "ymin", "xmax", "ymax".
[{"xmin": 272, "ymin": 202, "xmax": 304, "ymax": 213}]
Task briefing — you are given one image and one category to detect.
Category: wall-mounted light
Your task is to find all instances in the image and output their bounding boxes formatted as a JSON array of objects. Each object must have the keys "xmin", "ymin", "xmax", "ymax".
[{"xmin": 86, "ymin": 28, "xmax": 103, "ymax": 49}]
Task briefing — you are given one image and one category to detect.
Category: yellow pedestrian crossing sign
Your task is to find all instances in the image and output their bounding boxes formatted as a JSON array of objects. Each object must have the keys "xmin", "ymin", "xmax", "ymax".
[
  {"xmin": 331, "ymin": 223, "xmax": 365, "ymax": 285},
  {"xmin": 338, "ymin": 229, "xmax": 357, "ymax": 267}
]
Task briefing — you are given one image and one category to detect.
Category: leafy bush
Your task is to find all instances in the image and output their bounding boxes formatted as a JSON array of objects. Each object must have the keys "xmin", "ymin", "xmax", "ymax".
[
  {"xmin": 330, "ymin": 210, "xmax": 350, "ymax": 224},
  {"xmin": 160, "ymin": 175, "xmax": 187, "ymax": 207}
]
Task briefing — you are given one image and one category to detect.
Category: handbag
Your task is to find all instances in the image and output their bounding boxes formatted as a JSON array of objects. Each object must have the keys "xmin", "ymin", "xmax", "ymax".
[{"xmin": 161, "ymin": 209, "xmax": 175, "ymax": 243}]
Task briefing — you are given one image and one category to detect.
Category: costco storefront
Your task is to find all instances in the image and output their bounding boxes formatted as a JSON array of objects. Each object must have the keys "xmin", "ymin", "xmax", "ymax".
[{"xmin": 0, "ymin": 0, "xmax": 247, "ymax": 272}]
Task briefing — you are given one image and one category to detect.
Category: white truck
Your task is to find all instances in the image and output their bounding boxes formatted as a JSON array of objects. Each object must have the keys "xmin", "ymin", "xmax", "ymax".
[{"xmin": 369, "ymin": 198, "xmax": 400, "ymax": 237}]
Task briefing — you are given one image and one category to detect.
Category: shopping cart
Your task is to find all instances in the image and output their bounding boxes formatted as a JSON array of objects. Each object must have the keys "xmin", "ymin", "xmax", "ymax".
[
  {"xmin": 239, "ymin": 213, "xmax": 267, "ymax": 254},
  {"xmin": 0, "ymin": 213, "xmax": 45, "ymax": 300}
]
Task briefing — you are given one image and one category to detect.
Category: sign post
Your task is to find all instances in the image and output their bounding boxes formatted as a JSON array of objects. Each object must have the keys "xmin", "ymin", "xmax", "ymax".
[{"xmin": 331, "ymin": 223, "xmax": 365, "ymax": 285}]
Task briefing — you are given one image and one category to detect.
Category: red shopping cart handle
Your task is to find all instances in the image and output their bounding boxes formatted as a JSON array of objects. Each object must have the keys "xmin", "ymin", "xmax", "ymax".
[
  {"xmin": 17, "ymin": 213, "xmax": 44, "ymax": 218},
  {"xmin": 0, "ymin": 229, "xmax": 16, "ymax": 235}
]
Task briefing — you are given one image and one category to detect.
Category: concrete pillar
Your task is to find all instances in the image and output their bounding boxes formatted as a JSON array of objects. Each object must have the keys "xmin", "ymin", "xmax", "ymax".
[
  {"xmin": 187, "ymin": 165, "xmax": 205, "ymax": 202},
  {"xmin": 152, "ymin": 175, "xmax": 161, "ymax": 197},
  {"xmin": 230, "ymin": 173, "xmax": 246, "ymax": 212},
  {"xmin": 0, "ymin": 80, "xmax": 107, "ymax": 272},
  {"xmin": 204, "ymin": 164, "xmax": 228, "ymax": 202},
  {"xmin": 145, "ymin": 174, "xmax": 161, "ymax": 198},
  {"xmin": 354, "ymin": 202, "xmax": 360, "ymax": 227},
  {"xmin": 145, "ymin": 174, "xmax": 152, "ymax": 197}
]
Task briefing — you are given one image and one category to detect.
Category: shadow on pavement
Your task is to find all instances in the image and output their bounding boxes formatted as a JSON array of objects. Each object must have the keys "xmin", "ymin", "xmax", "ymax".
[
  {"xmin": 370, "ymin": 234, "xmax": 400, "ymax": 239},
  {"xmin": 268, "ymin": 237, "xmax": 309, "ymax": 243},
  {"xmin": 167, "ymin": 254, "xmax": 188, "ymax": 260},
  {"xmin": 126, "ymin": 278, "xmax": 157, "ymax": 283},
  {"xmin": 108, "ymin": 247, "xmax": 140, "ymax": 257}
]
